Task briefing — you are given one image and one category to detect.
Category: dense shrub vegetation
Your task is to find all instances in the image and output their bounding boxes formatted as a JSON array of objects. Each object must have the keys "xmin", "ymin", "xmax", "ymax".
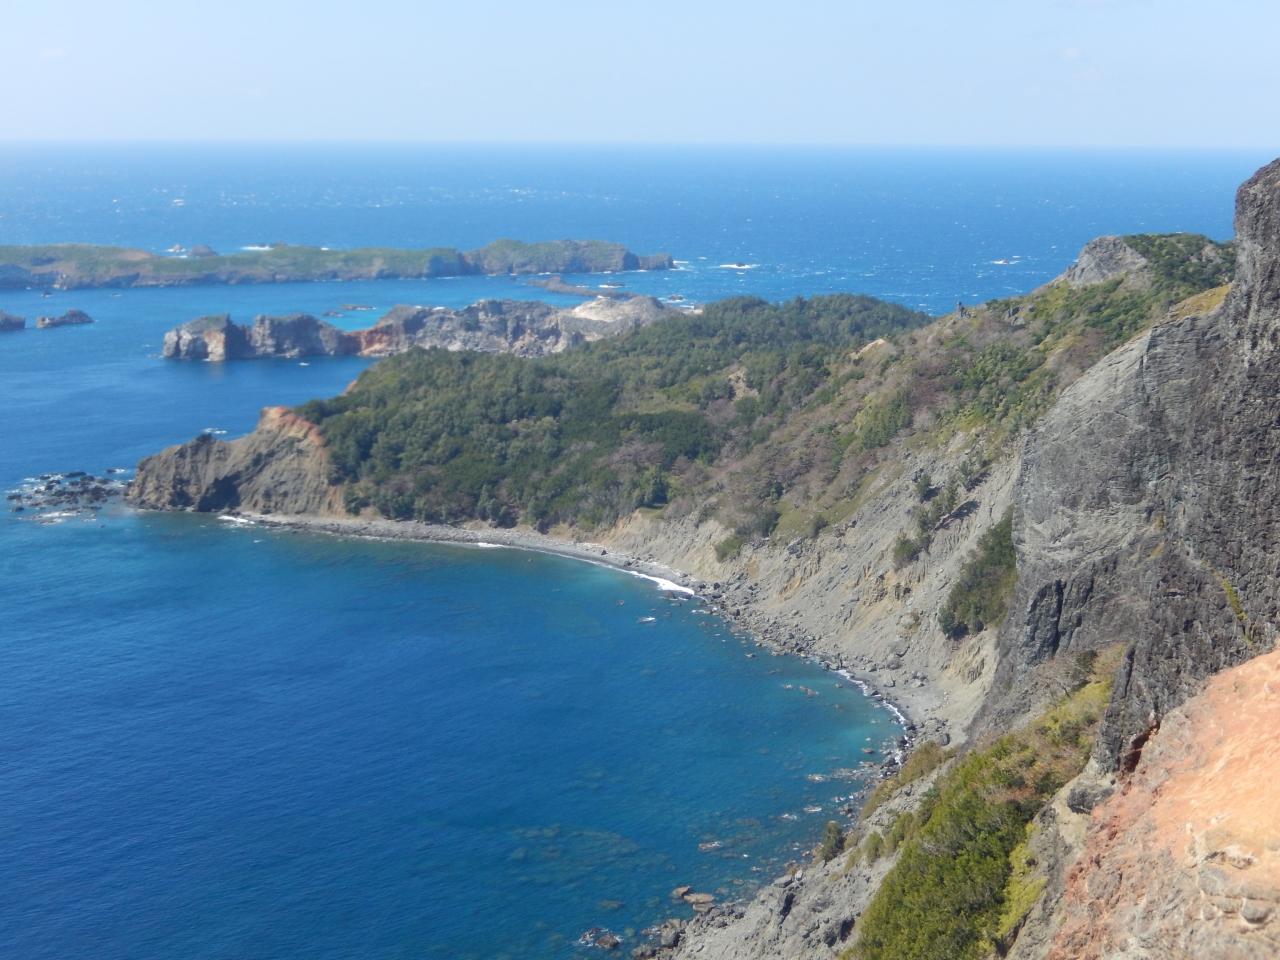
[
  {"xmin": 937, "ymin": 508, "xmax": 1017, "ymax": 637},
  {"xmin": 845, "ymin": 650, "xmax": 1118, "ymax": 960},
  {"xmin": 860, "ymin": 741, "xmax": 952, "ymax": 818},
  {"xmin": 297, "ymin": 294, "xmax": 930, "ymax": 528}
]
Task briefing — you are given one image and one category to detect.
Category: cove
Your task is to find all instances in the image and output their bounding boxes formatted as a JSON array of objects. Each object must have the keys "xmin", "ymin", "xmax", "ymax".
[{"xmin": 0, "ymin": 509, "xmax": 895, "ymax": 959}]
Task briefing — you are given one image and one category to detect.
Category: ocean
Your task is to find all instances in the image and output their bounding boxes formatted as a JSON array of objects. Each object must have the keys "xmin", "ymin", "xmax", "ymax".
[{"xmin": 0, "ymin": 145, "xmax": 1268, "ymax": 959}]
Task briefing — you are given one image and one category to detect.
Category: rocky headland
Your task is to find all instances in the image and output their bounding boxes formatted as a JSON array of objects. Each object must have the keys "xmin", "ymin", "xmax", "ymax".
[
  {"xmin": 124, "ymin": 162, "xmax": 1280, "ymax": 959},
  {"xmin": 0, "ymin": 238, "xmax": 673, "ymax": 290},
  {"xmin": 162, "ymin": 296, "xmax": 675, "ymax": 361},
  {"xmin": 0, "ymin": 310, "xmax": 25, "ymax": 331}
]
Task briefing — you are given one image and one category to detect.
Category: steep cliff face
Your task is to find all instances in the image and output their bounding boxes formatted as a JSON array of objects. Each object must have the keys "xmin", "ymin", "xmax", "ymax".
[
  {"xmin": 1046, "ymin": 649, "xmax": 1280, "ymax": 959},
  {"xmin": 126, "ymin": 406, "xmax": 341, "ymax": 516},
  {"xmin": 983, "ymin": 160, "xmax": 1280, "ymax": 775},
  {"xmin": 163, "ymin": 297, "xmax": 673, "ymax": 361}
]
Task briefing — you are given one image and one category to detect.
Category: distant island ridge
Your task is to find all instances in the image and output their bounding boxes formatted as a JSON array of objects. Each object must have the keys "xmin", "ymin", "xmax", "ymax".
[{"xmin": 0, "ymin": 239, "xmax": 674, "ymax": 290}]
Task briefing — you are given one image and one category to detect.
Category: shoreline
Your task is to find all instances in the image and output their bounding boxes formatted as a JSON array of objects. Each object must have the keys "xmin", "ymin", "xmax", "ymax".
[{"xmin": 240, "ymin": 512, "xmax": 922, "ymax": 743}]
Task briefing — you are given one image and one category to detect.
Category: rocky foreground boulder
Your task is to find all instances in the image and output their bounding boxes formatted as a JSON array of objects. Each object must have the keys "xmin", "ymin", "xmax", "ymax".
[{"xmin": 1047, "ymin": 649, "xmax": 1280, "ymax": 959}]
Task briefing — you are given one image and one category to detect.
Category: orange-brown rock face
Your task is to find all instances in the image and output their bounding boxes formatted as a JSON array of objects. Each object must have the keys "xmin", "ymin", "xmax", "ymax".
[{"xmin": 1048, "ymin": 650, "xmax": 1280, "ymax": 960}]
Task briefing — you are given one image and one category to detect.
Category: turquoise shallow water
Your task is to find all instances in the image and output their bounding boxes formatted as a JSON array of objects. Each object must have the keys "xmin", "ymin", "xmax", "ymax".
[{"xmin": 0, "ymin": 146, "xmax": 1265, "ymax": 958}]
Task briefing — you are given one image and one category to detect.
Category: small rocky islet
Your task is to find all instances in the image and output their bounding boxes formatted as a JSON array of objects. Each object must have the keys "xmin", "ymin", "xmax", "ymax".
[{"xmin": 160, "ymin": 296, "xmax": 676, "ymax": 361}]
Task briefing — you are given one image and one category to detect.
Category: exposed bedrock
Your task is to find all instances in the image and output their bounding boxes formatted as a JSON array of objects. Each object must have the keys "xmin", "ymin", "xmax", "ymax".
[
  {"xmin": 1059, "ymin": 235, "xmax": 1151, "ymax": 289},
  {"xmin": 126, "ymin": 406, "xmax": 341, "ymax": 516},
  {"xmin": 1046, "ymin": 650, "xmax": 1280, "ymax": 960},
  {"xmin": 162, "ymin": 296, "xmax": 672, "ymax": 360},
  {"xmin": 980, "ymin": 159, "xmax": 1280, "ymax": 774}
]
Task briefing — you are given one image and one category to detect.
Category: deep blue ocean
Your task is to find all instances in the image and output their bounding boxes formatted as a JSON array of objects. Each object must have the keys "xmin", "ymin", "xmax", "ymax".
[{"xmin": 0, "ymin": 146, "xmax": 1269, "ymax": 959}]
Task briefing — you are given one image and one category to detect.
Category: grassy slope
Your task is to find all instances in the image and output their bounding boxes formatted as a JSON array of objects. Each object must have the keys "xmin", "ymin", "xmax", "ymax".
[{"xmin": 696, "ymin": 232, "xmax": 1234, "ymax": 550}]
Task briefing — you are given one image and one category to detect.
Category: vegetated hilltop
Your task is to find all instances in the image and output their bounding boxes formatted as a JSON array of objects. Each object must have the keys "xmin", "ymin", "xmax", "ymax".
[
  {"xmin": 127, "ymin": 209, "xmax": 1260, "ymax": 960},
  {"xmin": 0, "ymin": 238, "xmax": 673, "ymax": 290}
]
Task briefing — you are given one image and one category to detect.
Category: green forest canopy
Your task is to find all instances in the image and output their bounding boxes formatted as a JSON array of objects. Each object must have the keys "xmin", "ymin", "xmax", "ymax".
[{"xmin": 296, "ymin": 294, "xmax": 931, "ymax": 528}]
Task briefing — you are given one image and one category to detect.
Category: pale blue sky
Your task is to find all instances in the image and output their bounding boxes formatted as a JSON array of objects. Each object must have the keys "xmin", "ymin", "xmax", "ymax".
[{"xmin": 3, "ymin": 0, "xmax": 1277, "ymax": 146}]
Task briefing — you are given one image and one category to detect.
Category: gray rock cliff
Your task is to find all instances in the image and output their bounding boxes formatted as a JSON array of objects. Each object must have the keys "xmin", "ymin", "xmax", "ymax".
[
  {"xmin": 982, "ymin": 159, "xmax": 1280, "ymax": 776},
  {"xmin": 163, "ymin": 313, "xmax": 358, "ymax": 360},
  {"xmin": 1058, "ymin": 235, "xmax": 1150, "ymax": 288},
  {"xmin": 0, "ymin": 310, "xmax": 25, "ymax": 331}
]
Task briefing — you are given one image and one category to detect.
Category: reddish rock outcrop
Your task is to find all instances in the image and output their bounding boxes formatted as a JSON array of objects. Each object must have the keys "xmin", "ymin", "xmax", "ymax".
[{"xmin": 1047, "ymin": 650, "xmax": 1280, "ymax": 960}]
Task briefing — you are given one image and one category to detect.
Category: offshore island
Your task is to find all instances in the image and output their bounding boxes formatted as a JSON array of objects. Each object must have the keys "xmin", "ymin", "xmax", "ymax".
[
  {"xmin": 122, "ymin": 161, "xmax": 1280, "ymax": 960},
  {"xmin": 0, "ymin": 238, "xmax": 673, "ymax": 289}
]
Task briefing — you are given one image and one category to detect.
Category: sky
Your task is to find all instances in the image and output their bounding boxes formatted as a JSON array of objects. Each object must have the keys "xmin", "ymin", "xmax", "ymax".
[{"xmin": 2, "ymin": 0, "xmax": 1277, "ymax": 147}]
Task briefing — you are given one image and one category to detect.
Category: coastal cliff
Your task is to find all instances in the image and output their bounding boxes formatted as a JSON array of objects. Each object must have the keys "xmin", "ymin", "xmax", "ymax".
[
  {"xmin": 0, "ymin": 238, "xmax": 674, "ymax": 290},
  {"xmin": 128, "ymin": 406, "xmax": 341, "ymax": 516},
  {"xmin": 983, "ymin": 160, "xmax": 1280, "ymax": 773},
  {"xmin": 162, "ymin": 296, "xmax": 673, "ymax": 361},
  {"xmin": 124, "ymin": 161, "xmax": 1280, "ymax": 960}
]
